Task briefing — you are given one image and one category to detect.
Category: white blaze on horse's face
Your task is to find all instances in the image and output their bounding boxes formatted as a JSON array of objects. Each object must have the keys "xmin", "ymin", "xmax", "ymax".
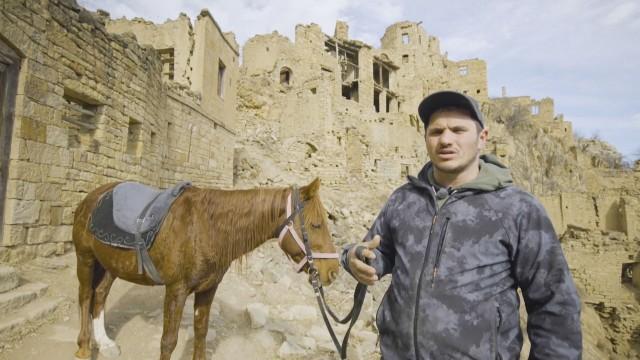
[{"xmin": 277, "ymin": 180, "xmax": 340, "ymax": 286}]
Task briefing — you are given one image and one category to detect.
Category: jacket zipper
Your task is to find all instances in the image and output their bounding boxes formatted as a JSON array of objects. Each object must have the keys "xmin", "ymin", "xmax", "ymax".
[
  {"xmin": 413, "ymin": 190, "xmax": 457, "ymax": 359},
  {"xmin": 413, "ymin": 212, "xmax": 437, "ymax": 359},
  {"xmin": 495, "ymin": 305, "xmax": 502, "ymax": 360},
  {"xmin": 431, "ymin": 217, "xmax": 450, "ymax": 288}
]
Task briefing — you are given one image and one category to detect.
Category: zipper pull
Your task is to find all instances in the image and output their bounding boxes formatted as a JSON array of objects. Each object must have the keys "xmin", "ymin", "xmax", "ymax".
[{"xmin": 431, "ymin": 268, "xmax": 438, "ymax": 288}]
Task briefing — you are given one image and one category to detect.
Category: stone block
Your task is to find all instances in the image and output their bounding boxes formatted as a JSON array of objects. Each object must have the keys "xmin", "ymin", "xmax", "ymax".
[
  {"xmin": 50, "ymin": 207, "xmax": 63, "ymax": 226},
  {"xmin": 27, "ymin": 226, "xmax": 53, "ymax": 244},
  {"xmin": 53, "ymin": 225, "xmax": 72, "ymax": 243},
  {"xmin": 35, "ymin": 183, "xmax": 62, "ymax": 201},
  {"xmin": 9, "ymin": 161, "xmax": 45, "ymax": 182},
  {"xmin": 47, "ymin": 166, "xmax": 68, "ymax": 184},
  {"xmin": 38, "ymin": 203, "xmax": 51, "ymax": 225},
  {"xmin": 0, "ymin": 266, "xmax": 19, "ymax": 293},
  {"xmin": 4, "ymin": 199, "xmax": 41, "ymax": 224},
  {"xmin": 20, "ymin": 117, "xmax": 46, "ymax": 142},
  {"xmin": 35, "ymin": 243, "xmax": 57, "ymax": 257},
  {"xmin": 246, "ymin": 302, "xmax": 270, "ymax": 328},
  {"xmin": 46, "ymin": 125, "xmax": 68, "ymax": 147},
  {"xmin": 1, "ymin": 225, "xmax": 27, "ymax": 246},
  {"xmin": 61, "ymin": 207, "xmax": 75, "ymax": 225}
]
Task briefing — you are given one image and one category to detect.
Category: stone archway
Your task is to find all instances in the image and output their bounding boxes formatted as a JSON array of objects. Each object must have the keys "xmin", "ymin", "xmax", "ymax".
[{"xmin": 0, "ymin": 38, "xmax": 21, "ymax": 243}]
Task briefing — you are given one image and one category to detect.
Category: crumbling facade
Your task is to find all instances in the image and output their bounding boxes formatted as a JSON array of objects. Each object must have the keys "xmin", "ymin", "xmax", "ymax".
[
  {"xmin": 239, "ymin": 21, "xmax": 488, "ymax": 186},
  {"xmin": 0, "ymin": 1, "xmax": 238, "ymax": 262}
]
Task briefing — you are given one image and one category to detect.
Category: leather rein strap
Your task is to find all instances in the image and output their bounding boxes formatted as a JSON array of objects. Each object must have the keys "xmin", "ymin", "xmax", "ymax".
[{"xmin": 276, "ymin": 185, "xmax": 368, "ymax": 359}]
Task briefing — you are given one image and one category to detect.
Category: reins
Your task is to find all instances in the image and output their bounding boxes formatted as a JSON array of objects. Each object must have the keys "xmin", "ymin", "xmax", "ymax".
[{"xmin": 275, "ymin": 185, "xmax": 368, "ymax": 359}]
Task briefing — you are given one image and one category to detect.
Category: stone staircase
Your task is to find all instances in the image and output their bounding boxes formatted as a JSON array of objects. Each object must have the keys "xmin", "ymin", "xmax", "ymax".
[{"xmin": 0, "ymin": 265, "xmax": 63, "ymax": 347}]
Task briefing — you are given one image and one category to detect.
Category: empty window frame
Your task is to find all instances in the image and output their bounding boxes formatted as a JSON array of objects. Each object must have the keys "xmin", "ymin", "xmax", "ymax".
[
  {"xmin": 217, "ymin": 59, "xmax": 226, "ymax": 98},
  {"xmin": 341, "ymin": 82, "xmax": 359, "ymax": 102},
  {"xmin": 458, "ymin": 66, "xmax": 468, "ymax": 76},
  {"xmin": 280, "ymin": 67, "xmax": 292, "ymax": 85},
  {"xmin": 402, "ymin": 33, "xmax": 410, "ymax": 45},
  {"xmin": 126, "ymin": 118, "xmax": 143, "ymax": 157},
  {"xmin": 402, "ymin": 54, "xmax": 409, "ymax": 64},
  {"xmin": 373, "ymin": 62, "xmax": 381, "ymax": 85},
  {"xmin": 382, "ymin": 67, "xmax": 390, "ymax": 89},
  {"xmin": 531, "ymin": 104, "xmax": 540, "ymax": 115},
  {"xmin": 158, "ymin": 48, "xmax": 175, "ymax": 81},
  {"xmin": 62, "ymin": 91, "xmax": 100, "ymax": 149}
]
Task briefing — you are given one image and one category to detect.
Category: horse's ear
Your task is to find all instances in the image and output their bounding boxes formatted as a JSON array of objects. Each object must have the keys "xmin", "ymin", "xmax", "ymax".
[{"xmin": 301, "ymin": 177, "xmax": 321, "ymax": 200}]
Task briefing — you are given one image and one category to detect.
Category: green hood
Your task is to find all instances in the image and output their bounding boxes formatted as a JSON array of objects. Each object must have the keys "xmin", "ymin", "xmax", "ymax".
[{"xmin": 418, "ymin": 154, "xmax": 513, "ymax": 192}]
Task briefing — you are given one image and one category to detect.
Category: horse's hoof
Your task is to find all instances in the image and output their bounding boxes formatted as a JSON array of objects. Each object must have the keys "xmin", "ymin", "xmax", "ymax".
[
  {"xmin": 74, "ymin": 348, "xmax": 92, "ymax": 359},
  {"xmin": 99, "ymin": 343, "xmax": 121, "ymax": 358}
]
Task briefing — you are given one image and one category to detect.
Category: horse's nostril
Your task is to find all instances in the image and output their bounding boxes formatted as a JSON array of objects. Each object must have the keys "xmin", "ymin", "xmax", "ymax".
[{"xmin": 329, "ymin": 271, "xmax": 338, "ymax": 281}]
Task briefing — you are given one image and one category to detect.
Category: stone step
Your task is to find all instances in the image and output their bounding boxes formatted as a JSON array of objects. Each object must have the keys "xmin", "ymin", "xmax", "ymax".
[
  {"xmin": 0, "ymin": 296, "xmax": 64, "ymax": 341},
  {"xmin": 0, "ymin": 266, "xmax": 19, "ymax": 293},
  {"xmin": 0, "ymin": 282, "xmax": 49, "ymax": 317}
]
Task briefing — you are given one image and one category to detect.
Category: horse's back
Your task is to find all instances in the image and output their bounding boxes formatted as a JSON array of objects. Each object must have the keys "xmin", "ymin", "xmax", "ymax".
[{"xmin": 73, "ymin": 182, "xmax": 120, "ymax": 250}]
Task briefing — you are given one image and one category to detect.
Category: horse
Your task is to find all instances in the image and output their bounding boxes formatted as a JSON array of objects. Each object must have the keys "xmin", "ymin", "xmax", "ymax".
[{"xmin": 72, "ymin": 178, "xmax": 340, "ymax": 360}]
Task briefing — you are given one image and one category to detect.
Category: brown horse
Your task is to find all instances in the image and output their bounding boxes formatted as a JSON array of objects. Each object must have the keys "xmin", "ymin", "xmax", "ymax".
[{"xmin": 72, "ymin": 178, "xmax": 340, "ymax": 360}]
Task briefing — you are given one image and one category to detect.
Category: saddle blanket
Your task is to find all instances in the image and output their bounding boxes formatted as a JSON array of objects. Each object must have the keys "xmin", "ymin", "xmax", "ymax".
[{"xmin": 89, "ymin": 181, "xmax": 191, "ymax": 250}]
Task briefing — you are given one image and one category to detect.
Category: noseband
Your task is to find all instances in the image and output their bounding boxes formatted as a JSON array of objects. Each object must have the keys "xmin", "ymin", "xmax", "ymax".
[
  {"xmin": 274, "ymin": 185, "xmax": 367, "ymax": 360},
  {"xmin": 276, "ymin": 186, "xmax": 338, "ymax": 273}
]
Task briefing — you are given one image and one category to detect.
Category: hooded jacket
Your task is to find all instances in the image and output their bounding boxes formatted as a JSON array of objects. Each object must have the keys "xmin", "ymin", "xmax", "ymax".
[{"xmin": 341, "ymin": 155, "xmax": 582, "ymax": 359}]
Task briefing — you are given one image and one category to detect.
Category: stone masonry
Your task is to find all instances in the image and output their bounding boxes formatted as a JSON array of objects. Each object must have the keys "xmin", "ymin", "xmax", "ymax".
[{"xmin": 0, "ymin": 0, "xmax": 238, "ymax": 262}]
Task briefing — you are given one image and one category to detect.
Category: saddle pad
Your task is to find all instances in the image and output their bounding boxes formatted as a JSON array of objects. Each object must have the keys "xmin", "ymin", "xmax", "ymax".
[
  {"xmin": 113, "ymin": 181, "xmax": 191, "ymax": 234},
  {"xmin": 89, "ymin": 190, "xmax": 160, "ymax": 250}
]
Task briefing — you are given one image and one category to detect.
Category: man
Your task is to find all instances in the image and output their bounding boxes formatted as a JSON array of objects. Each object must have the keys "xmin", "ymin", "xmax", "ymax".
[{"xmin": 341, "ymin": 91, "xmax": 582, "ymax": 359}]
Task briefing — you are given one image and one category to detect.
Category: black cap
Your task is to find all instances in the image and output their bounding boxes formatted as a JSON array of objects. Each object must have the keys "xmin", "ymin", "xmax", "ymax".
[{"xmin": 418, "ymin": 91, "xmax": 485, "ymax": 128}]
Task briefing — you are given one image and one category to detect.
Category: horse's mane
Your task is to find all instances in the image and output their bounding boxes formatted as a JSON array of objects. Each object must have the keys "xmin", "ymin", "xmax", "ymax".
[{"xmin": 195, "ymin": 185, "xmax": 326, "ymax": 267}]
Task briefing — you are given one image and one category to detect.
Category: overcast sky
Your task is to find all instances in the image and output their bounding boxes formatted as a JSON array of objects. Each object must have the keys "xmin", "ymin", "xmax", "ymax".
[{"xmin": 79, "ymin": 0, "xmax": 639, "ymax": 161}]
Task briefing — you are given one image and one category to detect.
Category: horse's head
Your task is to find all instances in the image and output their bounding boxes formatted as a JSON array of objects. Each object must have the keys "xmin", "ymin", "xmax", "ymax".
[{"xmin": 277, "ymin": 178, "xmax": 340, "ymax": 286}]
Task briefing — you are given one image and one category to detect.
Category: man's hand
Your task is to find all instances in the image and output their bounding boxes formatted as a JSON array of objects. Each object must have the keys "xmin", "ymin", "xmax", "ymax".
[{"xmin": 347, "ymin": 235, "xmax": 381, "ymax": 286}]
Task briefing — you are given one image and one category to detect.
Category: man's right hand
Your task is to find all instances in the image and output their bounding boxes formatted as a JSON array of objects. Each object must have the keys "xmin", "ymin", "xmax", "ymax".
[{"xmin": 347, "ymin": 235, "xmax": 381, "ymax": 286}]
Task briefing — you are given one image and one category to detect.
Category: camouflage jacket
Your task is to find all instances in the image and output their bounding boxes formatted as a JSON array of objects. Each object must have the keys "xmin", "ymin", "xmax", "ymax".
[{"xmin": 341, "ymin": 156, "xmax": 582, "ymax": 359}]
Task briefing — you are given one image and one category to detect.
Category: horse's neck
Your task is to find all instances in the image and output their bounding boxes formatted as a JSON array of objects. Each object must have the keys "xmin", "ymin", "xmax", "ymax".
[{"xmin": 207, "ymin": 187, "xmax": 288, "ymax": 264}]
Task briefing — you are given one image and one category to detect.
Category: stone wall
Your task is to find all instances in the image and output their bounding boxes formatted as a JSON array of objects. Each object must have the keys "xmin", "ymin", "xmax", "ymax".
[
  {"xmin": 539, "ymin": 192, "xmax": 639, "ymax": 241},
  {"xmin": 0, "ymin": 0, "xmax": 237, "ymax": 262}
]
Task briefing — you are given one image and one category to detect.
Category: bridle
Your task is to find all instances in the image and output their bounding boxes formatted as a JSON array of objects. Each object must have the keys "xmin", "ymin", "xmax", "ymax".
[
  {"xmin": 276, "ymin": 186, "xmax": 338, "ymax": 272},
  {"xmin": 275, "ymin": 185, "xmax": 369, "ymax": 359}
]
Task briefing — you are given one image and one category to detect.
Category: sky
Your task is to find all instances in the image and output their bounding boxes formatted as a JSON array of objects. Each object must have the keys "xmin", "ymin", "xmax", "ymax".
[{"xmin": 78, "ymin": 0, "xmax": 640, "ymax": 161}]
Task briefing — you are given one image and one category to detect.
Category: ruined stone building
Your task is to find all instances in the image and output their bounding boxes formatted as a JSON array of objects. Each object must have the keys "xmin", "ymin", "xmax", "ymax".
[
  {"xmin": 239, "ymin": 21, "xmax": 487, "ymax": 185},
  {"xmin": 0, "ymin": 1, "xmax": 238, "ymax": 261},
  {"xmin": 1, "ymin": 1, "xmax": 639, "ymax": 355}
]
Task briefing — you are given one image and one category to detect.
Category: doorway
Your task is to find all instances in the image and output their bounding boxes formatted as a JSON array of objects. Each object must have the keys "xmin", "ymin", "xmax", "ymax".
[{"xmin": 0, "ymin": 38, "xmax": 21, "ymax": 242}]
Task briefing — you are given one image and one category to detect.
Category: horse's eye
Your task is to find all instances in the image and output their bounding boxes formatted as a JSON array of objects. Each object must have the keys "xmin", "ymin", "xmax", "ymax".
[{"xmin": 311, "ymin": 223, "xmax": 322, "ymax": 229}]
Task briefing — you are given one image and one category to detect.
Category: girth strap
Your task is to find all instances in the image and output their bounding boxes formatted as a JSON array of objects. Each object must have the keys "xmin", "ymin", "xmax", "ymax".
[{"xmin": 134, "ymin": 192, "xmax": 164, "ymax": 284}]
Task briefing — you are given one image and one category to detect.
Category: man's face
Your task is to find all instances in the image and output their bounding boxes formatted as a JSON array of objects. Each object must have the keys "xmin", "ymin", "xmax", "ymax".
[{"xmin": 425, "ymin": 109, "xmax": 488, "ymax": 176}]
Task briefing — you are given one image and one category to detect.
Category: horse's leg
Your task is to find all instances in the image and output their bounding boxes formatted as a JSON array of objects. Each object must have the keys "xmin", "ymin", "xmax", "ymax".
[
  {"xmin": 192, "ymin": 284, "xmax": 219, "ymax": 360},
  {"xmin": 91, "ymin": 271, "xmax": 120, "ymax": 358},
  {"xmin": 160, "ymin": 284, "xmax": 189, "ymax": 360},
  {"xmin": 75, "ymin": 251, "xmax": 97, "ymax": 359}
]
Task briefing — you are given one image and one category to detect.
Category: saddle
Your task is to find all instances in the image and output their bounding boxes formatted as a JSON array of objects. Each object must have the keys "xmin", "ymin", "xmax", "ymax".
[{"xmin": 89, "ymin": 181, "xmax": 191, "ymax": 284}]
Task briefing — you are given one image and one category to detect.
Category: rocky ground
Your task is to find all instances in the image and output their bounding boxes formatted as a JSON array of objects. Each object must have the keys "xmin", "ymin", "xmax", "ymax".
[
  {"xmin": 0, "ymin": 242, "xmax": 386, "ymax": 360},
  {"xmin": 0, "ymin": 216, "xmax": 635, "ymax": 359}
]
